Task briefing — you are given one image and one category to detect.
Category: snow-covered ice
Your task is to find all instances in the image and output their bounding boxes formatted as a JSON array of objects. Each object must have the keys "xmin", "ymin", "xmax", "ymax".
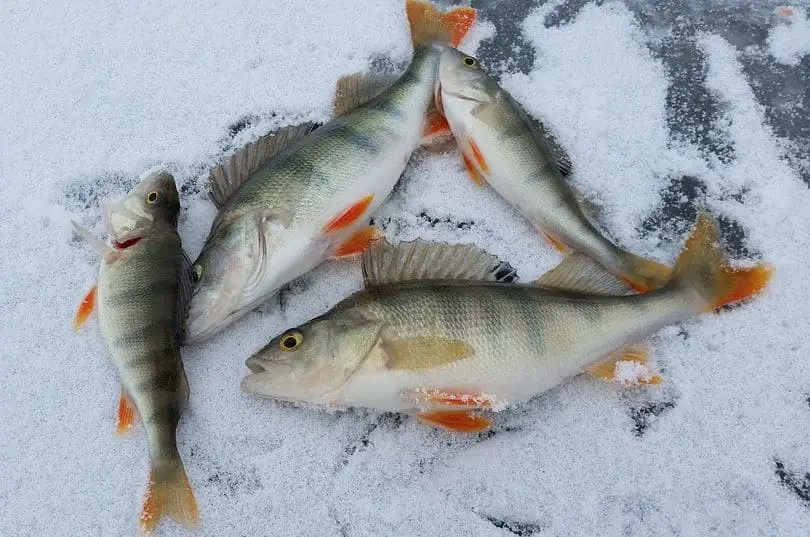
[
  {"xmin": 2, "ymin": 1, "xmax": 810, "ymax": 536},
  {"xmin": 768, "ymin": 6, "xmax": 810, "ymax": 66}
]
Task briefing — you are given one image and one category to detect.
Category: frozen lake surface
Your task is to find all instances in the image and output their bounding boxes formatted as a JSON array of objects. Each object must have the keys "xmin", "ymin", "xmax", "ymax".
[{"xmin": 1, "ymin": 1, "xmax": 809, "ymax": 535}]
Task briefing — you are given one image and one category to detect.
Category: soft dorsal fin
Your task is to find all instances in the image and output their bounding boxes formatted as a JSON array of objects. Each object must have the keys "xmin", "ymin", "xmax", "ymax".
[
  {"xmin": 333, "ymin": 72, "xmax": 399, "ymax": 117},
  {"xmin": 362, "ymin": 239, "xmax": 518, "ymax": 286},
  {"xmin": 535, "ymin": 254, "xmax": 631, "ymax": 296},
  {"xmin": 208, "ymin": 122, "xmax": 319, "ymax": 208}
]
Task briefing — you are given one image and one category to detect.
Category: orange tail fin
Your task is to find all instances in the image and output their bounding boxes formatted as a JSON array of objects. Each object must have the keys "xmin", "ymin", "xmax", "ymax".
[
  {"xmin": 673, "ymin": 212, "xmax": 773, "ymax": 311},
  {"xmin": 73, "ymin": 285, "xmax": 97, "ymax": 331},
  {"xmin": 406, "ymin": 1, "xmax": 477, "ymax": 48},
  {"xmin": 140, "ymin": 460, "xmax": 199, "ymax": 532}
]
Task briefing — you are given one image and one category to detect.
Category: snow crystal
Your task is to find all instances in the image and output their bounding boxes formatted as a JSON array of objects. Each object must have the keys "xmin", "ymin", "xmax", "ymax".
[
  {"xmin": 2, "ymin": 1, "xmax": 810, "ymax": 536},
  {"xmin": 767, "ymin": 6, "xmax": 810, "ymax": 66}
]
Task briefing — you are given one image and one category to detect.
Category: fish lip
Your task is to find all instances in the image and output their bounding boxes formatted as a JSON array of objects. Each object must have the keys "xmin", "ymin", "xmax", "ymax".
[{"xmin": 245, "ymin": 356, "xmax": 265, "ymax": 374}]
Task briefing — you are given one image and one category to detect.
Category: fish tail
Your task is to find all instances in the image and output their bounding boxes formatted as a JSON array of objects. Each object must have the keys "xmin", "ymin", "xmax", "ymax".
[
  {"xmin": 616, "ymin": 251, "xmax": 673, "ymax": 293},
  {"xmin": 406, "ymin": 0, "xmax": 476, "ymax": 48},
  {"xmin": 140, "ymin": 457, "xmax": 199, "ymax": 532},
  {"xmin": 672, "ymin": 211, "xmax": 772, "ymax": 311}
]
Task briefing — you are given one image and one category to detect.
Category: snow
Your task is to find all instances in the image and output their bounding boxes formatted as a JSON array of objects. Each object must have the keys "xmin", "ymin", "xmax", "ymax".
[
  {"xmin": 768, "ymin": 6, "xmax": 810, "ymax": 66},
  {"xmin": 2, "ymin": 1, "xmax": 810, "ymax": 536}
]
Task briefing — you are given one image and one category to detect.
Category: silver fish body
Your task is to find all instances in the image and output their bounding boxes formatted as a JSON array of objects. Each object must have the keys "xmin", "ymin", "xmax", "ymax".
[
  {"xmin": 87, "ymin": 171, "xmax": 198, "ymax": 531},
  {"xmin": 242, "ymin": 217, "xmax": 771, "ymax": 432},
  {"xmin": 188, "ymin": 1, "xmax": 477, "ymax": 342},
  {"xmin": 436, "ymin": 47, "xmax": 671, "ymax": 293}
]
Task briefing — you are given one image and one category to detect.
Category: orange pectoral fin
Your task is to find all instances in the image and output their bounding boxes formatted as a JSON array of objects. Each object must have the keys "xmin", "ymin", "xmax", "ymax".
[
  {"xmin": 330, "ymin": 226, "xmax": 383, "ymax": 258},
  {"xmin": 462, "ymin": 153, "xmax": 485, "ymax": 186},
  {"xmin": 73, "ymin": 285, "xmax": 97, "ymax": 331},
  {"xmin": 417, "ymin": 410, "xmax": 492, "ymax": 433},
  {"xmin": 116, "ymin": 391, "xmax": 137, "ymax": 437},
  {"xmin": 324, "ymin": 195, "xmax": 374, "ymax": 234}
]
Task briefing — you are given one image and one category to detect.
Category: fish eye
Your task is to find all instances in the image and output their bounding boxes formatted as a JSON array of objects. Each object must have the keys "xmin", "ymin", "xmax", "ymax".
[
  {"xmin": 280, "ymin": 330, "xmax": 303, "ymax": 352},
  {"xmin": 191, "ymin": 264, "xmax": 202, "ymax": 283},
  {"xmin": 463, "ymin": 56, "xmax": 477, "ymax": 67},
  {"xmin": 146, "ymin": 190, "xmax": 161, "ymax": 204}
]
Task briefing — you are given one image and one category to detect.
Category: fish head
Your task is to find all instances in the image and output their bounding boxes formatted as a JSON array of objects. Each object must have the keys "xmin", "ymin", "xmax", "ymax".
[
  {"xmin": 104, "ymin": 171, "xmax": 180, "ymax": 242},
  {"xmin": 436, "ymin": 48, "xmax": 496, "ymax": 116},
  {"xmin": 241, "ymin": 315, "xmax": 383, "ymax": 404},
  {"xmin": 186, "ymin": 208, "xmax": 295, "ymax": 343}
]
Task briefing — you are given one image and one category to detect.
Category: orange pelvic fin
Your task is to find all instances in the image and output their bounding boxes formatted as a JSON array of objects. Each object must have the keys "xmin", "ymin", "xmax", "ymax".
[
  {"xmin": 415, "ymin": 388, "xmax": 492, "ymax": 408},
  {"xmin": 421, "ymin": 111, "xmax": 454, "ymax": 152},
  {"xmin": 542, "ymin": 231, "xmax": 571, "ymax": 254},
  {"xmin": 417, "ymin": 410, "xmax": 492, "ymax": 433},
  {"xmin": 72, "ymin": 285, "xmax": 97, "ymax": 331},
  {"xmin": 587, "ymin": 345, "xmax": 663, "ymax": 385},
  {"xmin": 116, "ymin": 391, "xmax": 137, "ymax": 437},
  {"xmin": 330, "ymin": 226, "xmax": 383, "ymax": 258},
  {"xmin": 140, "ymin": 462, "xmax": 199, "ymax": 532},
  {"xmin": 462, "ymin": 153, "xmax": 485, "ymax": 186},
  {"xmin": 468, "ymin": 139, "xmax": 489, "ymax": 174},
  {"xmin": 323, "ymin": 195, "xmax": 374, "ymax": 234}
]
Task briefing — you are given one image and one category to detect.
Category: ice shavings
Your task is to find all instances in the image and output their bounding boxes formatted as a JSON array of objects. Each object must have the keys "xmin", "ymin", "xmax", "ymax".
[
  {"xmin": 3, "ymin": 0, "xmax": 810, "ymax": 536},
  {"xmin": 767, "ymin": 6, "xmax": 810, "ymax": 66}
]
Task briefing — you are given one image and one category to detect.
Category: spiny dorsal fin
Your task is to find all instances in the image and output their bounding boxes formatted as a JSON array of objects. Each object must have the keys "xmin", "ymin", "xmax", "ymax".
[
  {"xmin": 208, "ymin": 122, "xmax": 319, "ymax": 208},
  {"xmin": 362, "ymin": 238, "xmax": 517, "ymax": 286},
  {"xmin": 535, "ymin": 253, "xmax": 631, "ymax": 296},
  {"xmin": 333, "ymin": 72, "xmax": 399, "ymax": 117}
]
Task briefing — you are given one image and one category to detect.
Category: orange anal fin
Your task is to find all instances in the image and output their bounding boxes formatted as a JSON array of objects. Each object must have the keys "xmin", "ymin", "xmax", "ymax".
[
  {"xmin": 330, "ymin": 226, "xmax": 383, "ymax": 258},
  {"xmin": 417, "ymin": 410, "xmax": 492, "ymax": 433},
  {"xmin": 73, "ymin": 285, "xmax": 97, "ymax": 331},
  {"xmin": 462, "ymin": 153, "xmax": 485, "ymax": 187},
  {"xmin": 116, "ymin": 391, "xmax": 137, "ymax": 437},
  {"xmin": 324, "ymin": 195, "xmax": 374, "ymax": 234},
  {"xmin": 587, "ymin": 345, "xmax": 663, "ymax": 385},
  {"xmin": 140, "ymin": 464, "xmax": 199, "ymax": 532},
  {"xmin": 468, "ymin": 139, "xmax": 489, "ymax": 174},
  {"xmin": 542, "ymin": 231, "xmax": 571, "ymax": 254},
  {"xmin": 441, "ymin": 7, "xmax": 477, "ymax": 48}
]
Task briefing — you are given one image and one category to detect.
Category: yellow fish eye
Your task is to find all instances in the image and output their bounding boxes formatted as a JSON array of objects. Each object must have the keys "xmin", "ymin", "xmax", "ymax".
[
  {"xmin": 146, "ymin": 190, "xmax": 160, "ymax": 204},
  {"xmin": 463, "ymin": 56, "xmax": 477, "ymax": 67},
  {"xmin": 191, "ymin": 264, "xmax": 202, "ymax": 283},
  {"xmin": 280, "ymin": 330, "xmax": 303, "ymax": 351}
]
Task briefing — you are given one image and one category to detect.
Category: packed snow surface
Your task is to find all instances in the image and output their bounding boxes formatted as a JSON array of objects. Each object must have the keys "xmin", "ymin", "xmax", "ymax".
[{"xmin": 2, "ymin": 1, "xmax": 809, "ymax": 535}]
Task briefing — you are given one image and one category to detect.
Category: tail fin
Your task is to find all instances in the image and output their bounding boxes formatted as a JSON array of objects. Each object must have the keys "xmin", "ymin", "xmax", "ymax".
[
  {"xmin": 673, "ymin": 212, "xmax": 772, "ymax": 311},
  {"xmin": 617, "ymin": 251, "xmax": 673, "ymax": 293},
  {"xmin": 406, "ymin": 0, "xmax": 476, "ymax": 48},
  {"xmin": 140, "ymin": 459, "xmax": 199, "ymax": 532}
]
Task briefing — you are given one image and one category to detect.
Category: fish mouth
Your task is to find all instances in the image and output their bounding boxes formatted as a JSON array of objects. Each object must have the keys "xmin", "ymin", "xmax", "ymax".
[{"xmin": 440, "ymin": 87, "xmax": 487, "ymax": 105}]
